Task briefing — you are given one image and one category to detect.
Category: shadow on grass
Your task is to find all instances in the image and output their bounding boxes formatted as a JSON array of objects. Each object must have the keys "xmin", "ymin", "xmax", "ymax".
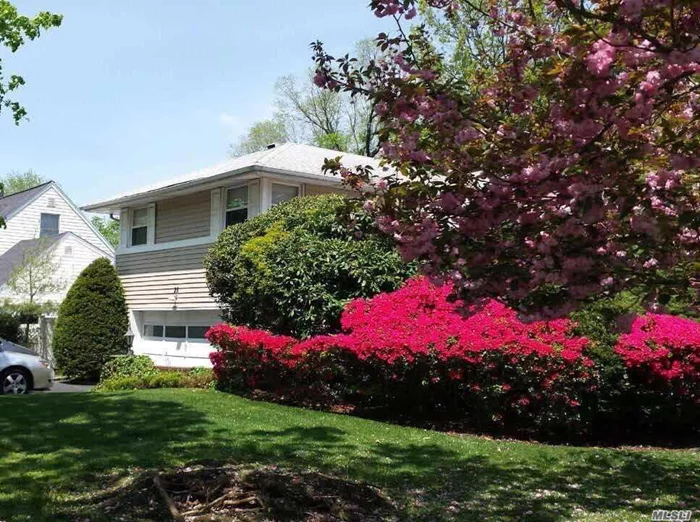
[
  {"xmin": 232, "ymin": 426, "xmax": 699, "ymax": 521},
  {"xmin": 0, "ymin": 392, "xmax": 697, "ymax": 522}
]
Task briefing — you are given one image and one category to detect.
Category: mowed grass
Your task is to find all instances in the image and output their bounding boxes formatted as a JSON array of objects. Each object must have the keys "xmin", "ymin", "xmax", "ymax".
[{"xmin": 0, "ymin": 389, "xmax": 697, "ymax": 521}]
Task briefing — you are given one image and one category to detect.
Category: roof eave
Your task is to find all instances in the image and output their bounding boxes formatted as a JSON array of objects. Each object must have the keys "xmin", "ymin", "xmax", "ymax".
[{"xmin": 81, "ymin": 165, "xmax": 345, "ymax": 212}]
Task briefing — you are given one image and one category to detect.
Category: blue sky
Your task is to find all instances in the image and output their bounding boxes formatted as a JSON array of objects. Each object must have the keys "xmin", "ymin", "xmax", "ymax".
[{"xmin": 0, "ymin": 1, "xmax": 392, "ymax": 208}]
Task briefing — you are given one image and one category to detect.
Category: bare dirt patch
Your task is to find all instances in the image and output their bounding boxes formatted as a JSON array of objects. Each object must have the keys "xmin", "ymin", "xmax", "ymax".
[{"xmin": 94, "ymin": 464, "xmax": 397, "ymax": 521}]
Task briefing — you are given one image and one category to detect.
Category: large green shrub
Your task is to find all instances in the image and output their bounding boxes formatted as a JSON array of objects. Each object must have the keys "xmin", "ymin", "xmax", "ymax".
[
  {"xmin": 53, "ymin": 258, "xmax": 129, "ymax": 381},
  {"xmin": 206, "ymin": 195, "xmax": 414, "ymax": 337}
]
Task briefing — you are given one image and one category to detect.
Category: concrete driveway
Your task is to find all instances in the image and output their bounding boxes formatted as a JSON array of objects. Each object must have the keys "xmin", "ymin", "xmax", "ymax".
[{"xmin": 38, "ymin": 381, "xmax": 94, "ymax": 393}]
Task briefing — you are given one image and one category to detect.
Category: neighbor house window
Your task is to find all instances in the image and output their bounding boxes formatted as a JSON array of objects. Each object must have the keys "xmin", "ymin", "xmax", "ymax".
[
  {"xmin": 40, "ymin": 213, "xmax": 60, "ymax": 237},
  {"xmin": 271, "ymin": 183, "xmax": 299, "ymax": 206},
  {"xmin": 131, "ymin": 207, "xmax": 149, "ymax": 246},
  {"xmin": 225, "ymin": 186, "xmax": 248, "ymax": 226}
]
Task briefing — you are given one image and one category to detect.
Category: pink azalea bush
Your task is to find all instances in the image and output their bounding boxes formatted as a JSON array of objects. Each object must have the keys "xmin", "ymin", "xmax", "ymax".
[
  {"xmin": 615, "ymin": 313, "xmax": 700, "ymax": 394},
  {"xmin": 209, "ymin": 278, "xmax": 699, "ymax": 441}
]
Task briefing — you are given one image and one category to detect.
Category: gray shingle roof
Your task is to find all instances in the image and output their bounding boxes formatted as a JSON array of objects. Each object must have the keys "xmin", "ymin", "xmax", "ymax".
[
  {"xmin": 0, "ymin": 181, "xmax": 53, "ymax": 220},
  {"xmin": 83, "ymin": 143, "xmax": 388, "ymax": 212},
  {"xmin": 0, "ymin": 233, "xmax": 67, "ymax": 287}
]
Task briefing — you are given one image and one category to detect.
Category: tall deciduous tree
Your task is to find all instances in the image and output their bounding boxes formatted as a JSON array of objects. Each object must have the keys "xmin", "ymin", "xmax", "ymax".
[
  {"xmin": 1, "ymin": 169, "xmax": 45, "ymax": 195},
  {"xmin": 313, "ymin": 0, "xmax": 699, "ymax": 315},
  {"xmin": 7, "ymin": 239, "xmax": 64, "ymax": 304},
  {"xmin": 0, "ymin": 1, "xmax": 62, "ymax": 124},
  {"xmin": 230, "ymin": 118, "xmax": 289, "ymax": 156},
  {"xmin": 232, "ymin": 40, "xmax": 381, "ymax": 157},
  {"xmin": 90, "ymin": 215, "xmax": 120, "ymax": 248}
]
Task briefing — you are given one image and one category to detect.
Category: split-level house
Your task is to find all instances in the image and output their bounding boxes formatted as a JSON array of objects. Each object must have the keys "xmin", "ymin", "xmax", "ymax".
[
  {"xmin": 82, "ymin": 143, "xmax": 381, "ymax": 367},
  {"xmin": 0, "ymin": 181, "xmax": 115, "ymax": 304}
]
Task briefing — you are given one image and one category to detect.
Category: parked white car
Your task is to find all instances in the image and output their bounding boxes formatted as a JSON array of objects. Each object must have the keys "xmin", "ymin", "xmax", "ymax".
[{"xmin": 0, "ymin": 339, "xmax": 54, "ymax": 395}]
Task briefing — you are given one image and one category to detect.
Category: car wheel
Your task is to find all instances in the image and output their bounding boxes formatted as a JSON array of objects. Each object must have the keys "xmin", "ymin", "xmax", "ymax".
[{"xmin": 1, "ymin": 368, "xmax": 31, "ymax": 395}]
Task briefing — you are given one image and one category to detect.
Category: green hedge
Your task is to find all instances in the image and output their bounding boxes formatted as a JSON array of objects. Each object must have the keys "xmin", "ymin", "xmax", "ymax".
[
  {"xmin": 53, "ymin": 258, "xmax": 129, "ymax": 381},
  {"xmin": 206, "ymin": 195, "xmax": 414, "ymax": 337}
]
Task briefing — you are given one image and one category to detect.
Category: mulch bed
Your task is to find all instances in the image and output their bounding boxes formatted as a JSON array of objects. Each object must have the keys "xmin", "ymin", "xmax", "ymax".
[{"xmin": 94, "ymin": 464, "xmax": 397, "ymax": 521}]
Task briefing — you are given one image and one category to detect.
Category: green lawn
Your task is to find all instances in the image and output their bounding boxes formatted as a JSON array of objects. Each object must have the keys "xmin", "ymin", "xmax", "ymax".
[{"xmin": 0, "ymin": 389, "xmax": 697, "ymax": 521}]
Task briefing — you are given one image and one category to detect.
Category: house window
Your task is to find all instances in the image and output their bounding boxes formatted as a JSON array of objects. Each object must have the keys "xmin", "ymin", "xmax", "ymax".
[
  {"xmin": 225, "ymin": 186, "xmax": 248, "ymax": 227},
  {"xmin": 144, "ymin": 324, "xmax": 164, "ymax": 337},
  {"xmin": 187, "ymin": 326, "xmax": 209, "ymax": 339},
  {"xmin": 271, "ymin": 183, "xmax": 299, "ymax": 206},
  {"xmin": 40, "ymin": 213, "xmax": 60, "ymax": 237},
  {"xmin": 131, "ymin": 207, "xmax": 149, "ymax": 246},
  {"xmin": 143, "ymin": 324, "xmax": 210, "ymax": 341},
  {"xmin": 164, "ymin": 325, "xmax": 187, "ymax": 339}
]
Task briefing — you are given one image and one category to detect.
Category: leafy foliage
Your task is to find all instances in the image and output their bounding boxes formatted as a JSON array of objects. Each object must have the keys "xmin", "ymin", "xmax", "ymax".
[
  {"xmin": 206, "ymin": 194, "xmax": 414, "ymax": 338},
  {"xmin": 53, "ymin": 258, "xmax": 129, "ymax": 381},
  {"xmin": 99, "ymin": 355, "xmax": 157, "ymax": 381},
  {"xmin": 0, "ymin": 311, "xmax": 21, "ymax": 343},
  {"xmin": 209, "ymin": 277, "xmax": 699, "ymax": 442},
  {"xmin": 0, "ymin": 169, "xmax": 45, "ymax": 195},
  {"xmin": 90, "ymin": 215, "xmax": 120, "ymax": 248},
  {"xmin": 0, "ymin": 1, "xmax": 62, "ymax": 124},
  {"xmin": 95, "ymin": 367, "xmax": 215, "ymax": 392}
]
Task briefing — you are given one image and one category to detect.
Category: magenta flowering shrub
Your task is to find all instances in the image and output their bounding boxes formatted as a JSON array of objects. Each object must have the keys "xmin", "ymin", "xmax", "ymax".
[
  {"xmin": 209, "ymin": 278, "xmax": 598, "ymax": 437},
  {"xmin": 615, "ymin": 313, "xmax": 700, "ymax": 395},
  {"xmin": 209, "ymin": 278, "xmax": 700, "ymax": 441}
]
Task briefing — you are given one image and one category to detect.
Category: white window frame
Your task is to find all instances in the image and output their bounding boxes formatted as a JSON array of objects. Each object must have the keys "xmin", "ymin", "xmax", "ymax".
[
  {"xmin": 128, "ymin": 205, "xmax": 155, "ymax": 247},
  {"xmin": 223, "ymin": 183, "xmax": 250, "ymax": 228},
  {"xmin": 142, "ymin": 323, "xmax": 210, "ymax": 343},
  {"xmin": 269, "ymin": 180, "xmax": 301, "ymax": 208},
  {"xmin": 39, "ymin": 213, "xmax": 60, "ymax": 237}
]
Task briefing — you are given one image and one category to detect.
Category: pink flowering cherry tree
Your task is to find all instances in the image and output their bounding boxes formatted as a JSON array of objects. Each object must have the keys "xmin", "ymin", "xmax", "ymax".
[{"xmin": 312, "ymin": 0, "xmax": 699, "ymax": 315}]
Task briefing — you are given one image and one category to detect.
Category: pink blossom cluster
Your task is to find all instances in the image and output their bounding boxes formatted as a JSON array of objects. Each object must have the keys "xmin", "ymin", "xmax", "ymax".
[{"xmin": 311, "ymin": 0, "xmax": 700, "ymax": 314}]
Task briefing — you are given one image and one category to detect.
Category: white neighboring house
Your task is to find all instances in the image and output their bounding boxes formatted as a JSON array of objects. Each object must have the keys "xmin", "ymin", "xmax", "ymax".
[
  {"xmin": 82, "ymin": 143, "xmax": 382, "ymax": 368},
  {"xmin": 0, "ymin": 181, "xmax": 115, "ymax": 304}
]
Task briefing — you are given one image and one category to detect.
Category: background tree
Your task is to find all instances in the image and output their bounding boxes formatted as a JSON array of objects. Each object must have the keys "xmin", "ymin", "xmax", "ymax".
[
  {"xmin": 314, "ymin": 0, "xmax": 700, "ymax": 315},
  {"xmin": 90, "ymin": 215, "xmax": 120, "ymax": 248},
  {"xmin": 6, "ymin": 239, "xmax": 64, "ymax": 304},
  {"xmin": 232, "ymin": 40, "xmax": 381, "ymax": 157},
  {"xmin": 6, "ymin": 240, "xmax": 64, "ymax": 343},
  {"xmin": 53, "ymin": 258, "xmax": 129, "ymax": 381},
  {"xmin": 206, "ymin": 194, "xmax": 414, "ymax": 337},
  {"xmin": 1, "ymin": 169, "xmax": 45, "ymax": 195},
  {"xmin": 230, "ymin": 118, "xmax": 289, "ymax": 156},
  {"xmin": 0, "ymin": 1, "xmax": 62, "ymax": 124}
]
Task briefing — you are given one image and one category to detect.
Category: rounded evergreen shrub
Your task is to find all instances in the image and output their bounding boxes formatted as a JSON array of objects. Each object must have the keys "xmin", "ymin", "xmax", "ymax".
[
  {"xmin": 53, "ymin": 258, "xmax": 129, "ymax": 381},
  {"xmin": 206, "ymin": 195, "xmax": 414, "ymax": 337}
]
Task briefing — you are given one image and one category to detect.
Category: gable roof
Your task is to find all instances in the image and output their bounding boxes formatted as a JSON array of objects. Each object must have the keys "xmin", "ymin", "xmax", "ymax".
[
  {"xmin": 0, "ymin": 232, "xmax": 112, "ymax": 287},
  {"xmin": 0, "ymin": 181, "xmax": 54, "ymax": 220},
  {"xmin": 0, "ymin": 181, "xmax": 115, "ymax": 254},
  {"xmin": 82, "ymin": 143, "xmax": 388, "ymax": 212}
]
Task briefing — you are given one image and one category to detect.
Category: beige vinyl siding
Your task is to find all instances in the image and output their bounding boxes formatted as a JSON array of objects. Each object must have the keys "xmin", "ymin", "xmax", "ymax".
[
  {"xmin": 120, "ymin": 269, "xmax": 217, "ymax": 310},
  {"xmin": 304, "ymin": 184, "xmax": 349, "ymax": 197},
  {"xmin": 0, "ymin": 186, "xmax": 112, "ymax": 256},
  {"xmin": 155, "ymin": 191, "xmax": 211, "ymax": 243},
  {"xmin": 116, "ymin": 243, "xmax": 211, "ymax": 275},
  {"xmin": 117, "ymin": 243, "xmax": 216, "ymax": 309}
]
